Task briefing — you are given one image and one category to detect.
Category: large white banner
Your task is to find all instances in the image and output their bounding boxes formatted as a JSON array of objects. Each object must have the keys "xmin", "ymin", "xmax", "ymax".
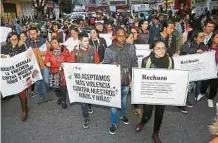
[
  {"xmin": 63, "ymin": 63, "xmax": 121, "ymax": 108},
  {"xmin": 173, "ymin": 51, "xmax": 217, "ymax": 82},
  {"xmin": 0, "ymin": 48, "xmax": 42, "ymax": 97},
  {"xmin": 131, "ymin": 68, "xmax": 189, "ymax": 106},
  {"xmin": 99, "ymin": 33, "xmax": 112, "ymax": 47},
  {"xmin": 135, "ymin": 44, "xmax": 151, "ymax": 68}
]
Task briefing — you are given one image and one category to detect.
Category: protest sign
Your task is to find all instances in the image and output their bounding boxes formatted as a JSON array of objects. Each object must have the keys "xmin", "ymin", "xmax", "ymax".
[
  {"xmin": 173, "ymin": 51, "xmax": 217, "ymax": 82},
  {"xmin": 0, "ymin": 48, "xmax": 42, "ymax": 97},
  {"xmin": 99, "ymin": 33, "xmax": 112, "ymax": 47},
  {"xmin": 131, "ymin": 68, "xmax": 189, "ymax": 106},
  {"xmin": 63, "ymin": 63, "xmax": 121, "ymax": 108},
  {"xmin": 135, "ymin": 44, "xmax": 151, "ymax": 68}
]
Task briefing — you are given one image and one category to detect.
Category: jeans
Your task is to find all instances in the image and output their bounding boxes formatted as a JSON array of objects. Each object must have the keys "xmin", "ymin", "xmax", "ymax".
[
  {"xmin": 35, "ymin": 68, "xmax": 50, "ymax": 97},
  {"xmin": 41, "ymin": 68, "xmax": 51, "ymax": 93},
  {"xmin": 35, "ymin": 80, "xmax": 46, "ymax": 97},
  {"xmin": 110, "ymin": 86, "xmax": 129, "ymax": 125}
]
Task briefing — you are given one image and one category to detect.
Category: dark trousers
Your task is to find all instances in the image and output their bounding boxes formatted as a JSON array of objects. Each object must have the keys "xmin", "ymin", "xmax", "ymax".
[
  {"xmin": 141, "ymin": 105, "xmax": 165, "ymax": 133},
  {"xmin": 201, "ymin": 78, "xmax": 218, "ymax": 100},
  {"xmin": 53, "ymin": 86, "xmax": 67, "ymax": 103},
  {"xmin": 81, "ymin": 104, "xmax": 92, "ymax": 119}
]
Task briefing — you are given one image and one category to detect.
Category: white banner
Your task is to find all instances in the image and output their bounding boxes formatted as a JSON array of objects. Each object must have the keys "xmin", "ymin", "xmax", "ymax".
[
  {"xmin": 99, "ymin": 33, "xmax": 112, "ymax": 47},
  {"xmin": 63, "ymin": 63, "xmax": 121, "ymax": 108},
  {"xmin": 131, "ymin": 68, "xmax": 189, "ymax": 106},
  {"xmin": 0, "ymin": 48, "xmax": 42, "ymax": 97},
  {"xmin": 135, "ymin": 44, "xmax": 151, "ymax": 68},
  {"xmin": 173, "ymin": 51, "xmax": 217, "ymax": 82}
]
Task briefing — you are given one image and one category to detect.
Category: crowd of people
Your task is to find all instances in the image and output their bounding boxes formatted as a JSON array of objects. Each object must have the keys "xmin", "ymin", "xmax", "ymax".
[{"xmin": 1, "ymin": 9, "xmax": 218, "ymax": 143}]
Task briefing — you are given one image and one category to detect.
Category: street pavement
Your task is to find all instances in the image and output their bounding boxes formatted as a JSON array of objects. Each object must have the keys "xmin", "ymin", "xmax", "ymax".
[{"xmin": 1, "ymin": 90, "xmax": 218, "ymax": 143}]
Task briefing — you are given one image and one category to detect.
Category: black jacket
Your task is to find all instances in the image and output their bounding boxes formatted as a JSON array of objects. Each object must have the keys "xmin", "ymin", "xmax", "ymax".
[
  {"xmin": 150, "ymin": 32, "xmax": 177, "ymax": 57},
  {"xmin": 90, "ymin": 37, "xmax": 107, "ymax": 62},
  {"xmin": 1, "ymin": 43, "xmax": 26, "ymax": 57}
]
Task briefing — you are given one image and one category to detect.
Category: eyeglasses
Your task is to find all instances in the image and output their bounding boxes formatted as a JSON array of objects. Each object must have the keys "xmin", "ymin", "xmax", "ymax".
[{"xmin": 154, "ymin": 47, "xmax": 166, "ymax": 51}]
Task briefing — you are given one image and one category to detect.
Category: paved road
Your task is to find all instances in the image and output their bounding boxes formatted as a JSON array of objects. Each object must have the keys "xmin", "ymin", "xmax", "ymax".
[{"xmin": 1, "ymin": 90, "xmax": 218, "ymax": 143}]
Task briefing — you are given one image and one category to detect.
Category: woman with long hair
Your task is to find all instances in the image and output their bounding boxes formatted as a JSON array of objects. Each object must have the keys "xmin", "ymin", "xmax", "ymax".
[{"xmin": 1, "ymin": 32, "xmax": 29, "ymax": 121}]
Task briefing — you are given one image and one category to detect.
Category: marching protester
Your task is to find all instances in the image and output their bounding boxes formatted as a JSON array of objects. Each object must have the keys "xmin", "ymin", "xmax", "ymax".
[
  {"xmin": 150, "ymin": 19, "xmax": 176, "ymax": 57},
  {"xmin": 64, "ymin": 27, "xmax": 79, "ymax": 52},
  {"xmin": 135, "ymin": 40, "xmax": 174, "ymax": 143},
  {"xmin": 1, "ymin": 32, "xmax": 29, "ymax": 121},
  {"xmin": 130, "ymin": 26, "xmax": 140, "ymax": 44},
  {"xmin": 26, "ymin": 26, "xmax": 52, "ymax": 104},
  {"xmin": 103, "ymin": 27, "xmax": 138, "ymax": 134},
  {"xmin": 71, "ymin": 33, "xmax": 100, "ymax": 128},
  {"xmin": 138, "ymin": 19, "xmax": 149, "ymax": 44},
  {"xmin": 48, "ymin": 22, "xmax": 65, "ymax": 43},
  {"xmin": 89, "ymin": 28, "xmax": 107, "ymax": 63},
  {"xmin": 45, "ymin": 36, "xmax": 74, "ymax": 109},
  {"xmin": 179, "ymin": 29, "xmax": 208, "ymax": 112},
  {"xmin": 149, "ymin": 17, "xmax": 160, "ymax": 44},
  {"xmin": 199, "ymin": 30, "xmax": 218, "ymax": 107},
  {"xmin": 19, "ymin": 32, "xmax": 36, "ymax": 97},
  {"xmin": 203, "ymin": 20, "xmax": 216, "ymax": 45}
]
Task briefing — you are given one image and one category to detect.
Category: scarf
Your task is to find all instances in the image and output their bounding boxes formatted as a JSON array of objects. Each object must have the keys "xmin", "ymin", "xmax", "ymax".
[{"xmin": 150, "ymin": 52, "xmax": 169, "ymax": 68}]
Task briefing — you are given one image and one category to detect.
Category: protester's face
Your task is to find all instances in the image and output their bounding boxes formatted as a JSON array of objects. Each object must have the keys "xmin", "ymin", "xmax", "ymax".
[
  {"xmin": 142, "ymin": 21, "xmax": 149, "ymax": 30},
  {"xmin": 71, "ymin": 30, "xmax": 78, "ymax": 39},
  {"xmin": 159, "ymin": 15, "xmax": 164, "ymax": 21},
  {"xmin": 131, "ymin": 28, "xmax": 138, "ymax": 40},
  {"xmin": 107, "ymin": 24, "xmax": 112, "ymax": 32},
  {"xmin": 51, "ymin": 39, "xmax": 59, "ymax": 49},
  {"xmin": 195, "ymin": 32, "xmax": 205, "ymax": 43},
  {"xmin": 126, "ymin": 33, "xmax": 134, "ymax": 44},
  {"xmin": 23, "ymin": 26, "xmax": 27, "ymax": 31},
  {"xmin": 153, "ymin": 19, "xmax": 159, "ymax": 25},
  {"xmin": 153, "ymin": 42, "xmax": 166, "ymax": 58},
  {"xmin": 20, "ymin": 33, "xmax": 27, "ymax": 42},
  {"xmin": 166, "ymin": 24, "xmax": 175, "ymax": 35},
  {"xmin": 53, "ymin": 25, "xmax": 59, "ymax": 32},
  {"xmin": 90, "ymin": 30, "xmax": 98, "ymax": 39},
  {"xmin": 212, "ymin": 33, "xmax": 218, "ymax": 46},
  {"xmin": 96, "ymin": 24, "xmax": 104, "ymax": 32},
  {"xmin": 116, "ymin": 29, "xmax": 126, "ymax": 47},
  {"xmin": 10, "ymin": 35, "xmax": 19, "ymax": 46},
  {"xmin": 204, "ymin": 23, "xmax": 215, "ymax": 34},
  {"xmin": 81, "ymin": 37, "xmax": 89, "ymax": 48},
  {"xmin": 29, "ymin": 30, "xmax": 38, "ymax": 40}
]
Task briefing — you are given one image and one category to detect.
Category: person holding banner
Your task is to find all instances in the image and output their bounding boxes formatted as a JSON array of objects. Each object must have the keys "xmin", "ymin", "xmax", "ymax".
[
  {"xmin": 89, "ymin": 28, "xmax": 107, "ymax": 63},
  {"xmin": 135, "ymin": 40, "xmax": 173, "ymax": 143},
  {"xmin": 26, "ymin": 26, "xmax": 52, "ymax": 104},
  {"xmin": 71, "ymin": 33, "xmax": 100, "ymax": 129},
  {"xmin": 180, "ymin": 29, "xmax": 208, "ymax": 112},
  {"xmin": 103, "ymin": 27, "xmax": 138, "ymax": 135},
  {"xmin": 45, "ymin": 36, "xmax": 74, "ymax": 109},
  {"xmin": 1, "ymin": 32, "xmax": 29, "ymax": 121},
  {"xmin": 199, "ymin": 30, "xmax": 218, "ymax": 107}
]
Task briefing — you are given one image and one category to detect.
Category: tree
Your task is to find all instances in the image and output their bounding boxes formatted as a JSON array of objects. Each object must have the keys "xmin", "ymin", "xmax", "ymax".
[{"xmin": 31, "ymin": 0, "xmax": 47, "ymax": 20}]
